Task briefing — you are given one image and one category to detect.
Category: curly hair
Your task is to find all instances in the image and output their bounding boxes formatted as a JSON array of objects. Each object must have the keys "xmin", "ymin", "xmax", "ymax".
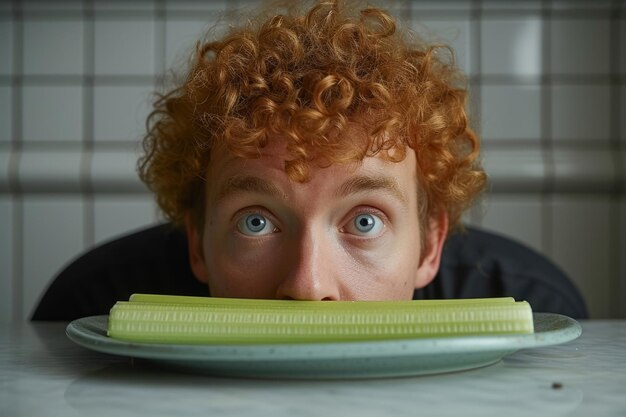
[{"xmin": 139, "ymin": 0, "xmax": 485, "ymax": 231}]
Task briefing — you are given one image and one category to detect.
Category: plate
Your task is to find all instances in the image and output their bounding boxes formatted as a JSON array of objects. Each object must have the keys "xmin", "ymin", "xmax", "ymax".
[{"xmin": 66, "ymin": 313, "xmax": 581, "ymax": 379}]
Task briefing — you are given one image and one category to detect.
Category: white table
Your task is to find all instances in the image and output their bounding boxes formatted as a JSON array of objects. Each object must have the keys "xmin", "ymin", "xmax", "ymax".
[{"xmin": 1, "ymin": 320, "xmax": 625, "ymax": 417}]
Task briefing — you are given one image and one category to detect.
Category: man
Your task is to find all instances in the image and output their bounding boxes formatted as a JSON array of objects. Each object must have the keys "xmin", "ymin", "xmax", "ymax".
[
  {"xmin": 32, "ymin": 0, "xmax": 587, "ymax": 320},
  {"xmin": 139, "ymin": 0, "xmax": 484, "ymax": 301}
]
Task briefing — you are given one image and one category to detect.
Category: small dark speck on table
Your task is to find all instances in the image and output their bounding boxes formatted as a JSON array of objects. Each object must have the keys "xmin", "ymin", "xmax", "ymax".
[{"xmin": 551, "ymin": 382, "xmax": 563, "ymax": 390}]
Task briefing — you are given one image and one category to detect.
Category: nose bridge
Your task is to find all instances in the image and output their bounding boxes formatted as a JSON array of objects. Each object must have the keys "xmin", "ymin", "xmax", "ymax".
[{"xmin": 275, "ymin": 225, "xmax": 340, "ymax": 301}]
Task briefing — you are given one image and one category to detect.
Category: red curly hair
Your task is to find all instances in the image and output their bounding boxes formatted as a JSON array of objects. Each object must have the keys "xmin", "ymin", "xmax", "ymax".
[{"xmin": 139, "ymin": 0, "xmax": 485, "ymax": 231}]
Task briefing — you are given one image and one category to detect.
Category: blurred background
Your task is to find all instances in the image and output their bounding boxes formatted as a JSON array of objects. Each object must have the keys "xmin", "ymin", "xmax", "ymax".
[{"xmin": 0, "ymin": 0, "xmax": 624, "ymax": 322}]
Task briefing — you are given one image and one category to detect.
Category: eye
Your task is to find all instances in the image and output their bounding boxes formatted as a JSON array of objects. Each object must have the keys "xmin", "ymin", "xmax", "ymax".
[
  {"xmin": 345, "ymin": 213, "xmax": 384, "ymax": 236},
  {"xmin": 237, "ymin": 213, "xmax": 277, "ymax": 236}
]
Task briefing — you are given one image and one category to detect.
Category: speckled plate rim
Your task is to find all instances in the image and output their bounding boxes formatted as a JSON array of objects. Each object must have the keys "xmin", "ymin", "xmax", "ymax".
[{"xmin": 66, "ymin": 313, "xmax": 581, "ymax": 363}]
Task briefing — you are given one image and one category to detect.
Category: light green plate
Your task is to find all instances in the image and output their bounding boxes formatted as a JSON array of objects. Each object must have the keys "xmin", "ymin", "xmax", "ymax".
[{"xmin": 66, "ymin": 313, "xmax": 581, "ymax": 379}]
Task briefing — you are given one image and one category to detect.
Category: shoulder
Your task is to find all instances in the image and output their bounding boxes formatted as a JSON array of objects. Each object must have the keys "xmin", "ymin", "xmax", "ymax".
[
  {"xmin": 31, "ymin": 223, "xmax": 206, "ymax": 320},
  {"xmin": 415, "ymin": 227, "xmax": 588, "ymax": 319}
]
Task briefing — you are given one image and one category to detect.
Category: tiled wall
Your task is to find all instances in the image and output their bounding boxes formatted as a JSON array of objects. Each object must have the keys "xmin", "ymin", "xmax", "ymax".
[{"xmin": 0, "ymin": 0, "xmax": 624, "ymax": 322}]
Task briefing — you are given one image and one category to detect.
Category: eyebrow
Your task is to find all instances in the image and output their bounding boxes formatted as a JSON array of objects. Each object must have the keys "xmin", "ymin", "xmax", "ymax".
[
  {"xmin": 215, "ymin": 173, "xmax": 407, "ymax": 204},
  {"xmin": 336, "ymin": 175, "xmax": 407, "ymax": 204},
  {"xmin": 215, "ymin": 175, "xmax": 287, "ymax": 202}
]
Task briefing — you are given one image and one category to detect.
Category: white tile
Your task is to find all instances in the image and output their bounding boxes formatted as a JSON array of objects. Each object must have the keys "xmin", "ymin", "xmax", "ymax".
[
  {"xmin": 553, "ymin": 147, "xmax": 616, "ymax": 193},
  {"xmin": 481, "ymin": 84, "xmax": 542, "ymax": 141},
  {"xmin": 0, "ymin": 18, "xmax": 12, "ymax": 75},
  {"xmin": 0, "ymin": 197, "xmax": 13, "ymax": 323},
  {"xmin": 94, "ymin": 195, "xmax": 158, "ymax": 245},
  {"xmin": 165, "ymin": 19, "xmax": 212, "ymax": 71},
  {"xmin": 93, "ymin": 85, "xmax": 153, "ymax": 142},
  {"xmin": 551, "ymin": 84, "xmax": 611, "ymax": 142},
  {"xmin": 550, "ymin": 19, "xmax": 610, "ymax": 75},
  {"xmin": 22, "ymin": 85, "xmax": 83, "ymax": 142},
  {"xmin": 165, "ymin": 0, "xmax": 230, "ymax": 12},
  {"xmin": 23, "ymin": 19, "xmax": 83, "ymax": 75},
  {"xmin": 551, "ymin": 0, "xmax": 613, "ymax": 11},
  {"xmin": 482, "ymin": 0, "xmax": 542, "ymax": 10},
  {"xmin": 0, "ymin": 86, "xmax": 11, "ymax": 143},
  {"xmin": 18, "ymin": 149, "xmax": 82, "ymax": 193},
  {"xmin": 481, "ymin": 18, "xmax": 542, "ymax": 76},
  {"xmin": 94, "ymin": 0, "xmax": 156, "ymax": 12},
  {"xmin": 95, "ymin": 19, "xmax": 156, "ymax": 76},
  {"xmin": 410, "ymin": 1, "xmax": 471, "ymax": 12},
  {"xmin": 481, "ymin": 145, "xmax": 546, "ymax": 192},
  {"xmin": 480, "ymin": 194, "xmax": 544, "ymax": 254},
  {"xmin": 228, "ymin": 0, "xmax": 324, "ymax": 19},
  {"xmin": 550, "ymin": 196, "xmax": 612, "ymax": 318},
  {"xmin": 22, "ymin": 196, "xmax": 85, "ymax": 320},
  {"xmin": 90, "ymin": 149, "xmax": 148, "ymax": 192},
  {"xmin": 413, "ymin": 18, "xmax": 472, "ymax": 76},
  {"xmin": 0, "ymin": 147, "xmax": 11, "ymax": 191},
  {"xmin": 21, "ymin": 0, "xmax": 84, "ymax": 12},
  {"xmin": 379, "ymin": 3, "xmax": 411, "ymax": 18},
  {"xmin": 461, "ymin": 206, "xmax": 474, "ymax": 227}
]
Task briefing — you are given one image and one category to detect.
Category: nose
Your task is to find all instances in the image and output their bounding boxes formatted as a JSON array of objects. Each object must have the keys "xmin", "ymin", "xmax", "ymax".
[{"xmin": 274, "ymin": 229, "xmax": 341, "ymax": 301}]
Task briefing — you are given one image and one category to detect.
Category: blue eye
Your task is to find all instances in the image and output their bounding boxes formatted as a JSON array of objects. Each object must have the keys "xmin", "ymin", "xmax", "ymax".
[
  {"xmin": 237, "ymin": 214, "xmax": 276, "ymax": 236},
  {"xmin": 347, "ymin": 213, "xmax": 384, "ymax": 236}
]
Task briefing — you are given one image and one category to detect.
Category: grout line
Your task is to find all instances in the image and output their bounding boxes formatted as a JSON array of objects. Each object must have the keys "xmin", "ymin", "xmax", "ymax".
[
  {"xmin": 479, "ymin": 74, "xmax": 615, "ymax": 85},
  {"xmin": 3, "ymin": 73, "xmax": 619, "ymax": 88},
  {"xmin": 19, "ymin": 8, "xmax": 604, "ymax": 21},
  {"xmin": 540, "ymin": 0, "xmax": 554, "ymax": 258},
  {"xmin": 3, "ymin": 140, "xmax": 140, "ymax": 150},
  {"xmin": 155, "ymin": 0, "xmax": 166, "ymax": 77},
  {"xmin": 10, "ymin": 0, "xmax": 23, "ymax": 322},
  {"xmin": 480, "ymin": 139, "xmax": 617, "ymax": 148},
  {"xmin": 153, "ymin": 0, "xmax": 166, "ymax": 116},
  {"xmin": 608, "ymin": 0, "xmax": 622, "ymax": 318},
  {"xmin": 16, "ymin": 10, "xmax": 158, "ymax": 20},
  {"xmin": 470, "ymin": 0, "xmax": 483, "ymax": 226},
  {"xmin": 12, "ymin": 197, "xmax": 23, "ymax": 321},
  {"xmin": 10, "ymin": 74, "xmax": 157, "ymax": 85},
  {"xmin": 81, "ymin": 0, "xmax": 95, "ymax": 248}
]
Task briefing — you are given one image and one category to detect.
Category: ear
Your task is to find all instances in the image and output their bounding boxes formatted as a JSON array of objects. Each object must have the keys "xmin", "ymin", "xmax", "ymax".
[
  {"xmin": 414, "ymin": 211, "xmax": 449, "ymax": 289},
  {"xmin": 185, "ymin": 215, "xmax": 209, "ymax": 284}
]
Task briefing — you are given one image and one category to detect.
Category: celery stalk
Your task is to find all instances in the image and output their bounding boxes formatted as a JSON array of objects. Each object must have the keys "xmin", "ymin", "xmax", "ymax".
[{"xmin": 107, "ymin": 294, "xmax": 534, "ymax": 344}]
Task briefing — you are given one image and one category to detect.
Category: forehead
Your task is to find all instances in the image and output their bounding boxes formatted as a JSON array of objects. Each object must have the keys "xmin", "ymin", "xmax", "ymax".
[{"xmin": 205, "ymin": 139, "xmax": 418, "ymax": 205}]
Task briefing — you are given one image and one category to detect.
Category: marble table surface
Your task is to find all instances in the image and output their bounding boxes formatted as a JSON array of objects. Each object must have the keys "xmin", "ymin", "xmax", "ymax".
[{"xmin": 1, "ymin": 319, "xmax": 625, "ymax": 417}]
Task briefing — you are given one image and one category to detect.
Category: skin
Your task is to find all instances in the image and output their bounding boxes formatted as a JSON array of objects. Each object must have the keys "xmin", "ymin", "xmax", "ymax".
[{"xmin": 186, "ymin": 136, "xmax": 448, "ymax": 301}]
